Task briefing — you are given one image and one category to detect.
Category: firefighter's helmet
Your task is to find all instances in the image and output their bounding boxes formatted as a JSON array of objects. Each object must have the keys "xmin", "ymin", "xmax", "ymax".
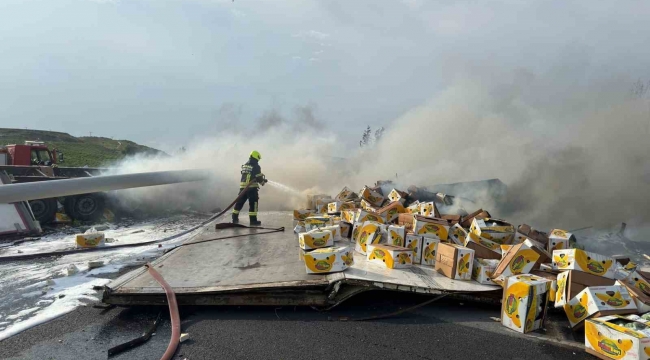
[{"xmin": 250, "ymin": 150, "xmax": 262, "ymax": 161}]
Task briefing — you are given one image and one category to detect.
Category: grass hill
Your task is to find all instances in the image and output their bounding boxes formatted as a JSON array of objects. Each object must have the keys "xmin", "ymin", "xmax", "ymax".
[{"xmin": 0, "ymin": 128, "xmax": 167, "ymax": 167}]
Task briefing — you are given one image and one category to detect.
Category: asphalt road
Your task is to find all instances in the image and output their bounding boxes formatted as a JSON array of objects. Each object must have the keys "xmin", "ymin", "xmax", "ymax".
[{"xmin": 0, "ymin": 291, "xmax": 592, "ymax": 360}]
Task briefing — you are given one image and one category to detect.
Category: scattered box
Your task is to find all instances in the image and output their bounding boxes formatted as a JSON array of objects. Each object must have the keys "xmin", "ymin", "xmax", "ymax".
[
  {"xmin": 467, "ymin": 232, "xmax": 502, "ymax": 254},
  {"xmin": 515, "ymin": 224, "xmax": 549, "ymax": 246},
  {"xmin": 304, "ymin": 216, "xmax": 332, "ymax": 231},
  {"xmin": 388, "ymin": 188, "xmax": 408, "ymax": 203},
  {"xmin": 354, "ymin": 221, "xmax": 384, "ymax": 255},
  {"xmin": 501, "ymin": 274, "xmax": 551, "ymax": 333},
  {"xmin": 339, "ymin": 221, "xmax": 352, "ymax": 239},
  {"xmin": 335, "ymin": 187, "xmax": 357, "ymax": 202},
  {"xmin": 419, "ymin": 202, "xmax": 440, "ymax": 218},
  {"xmin": 320, "ymin": 225, "xmax": 342, "ymax": 241},
  {"xmin": 341, "ymin": 210, "xmax": 356, "ymax": 224},
  {"xmin": 87, "ymin": 261, "xmax": 104, "ymax": 269},
  {"xmin": 460, "ymin": 209, "xmax": 491, "ymax": 228},
  {"xmin": 435, "ymin": 243, "xmax": 475, "ymax": 281},
  {"xmin": 293, "ymin": 210, "xmax": 315, "ymax": 221},
  {"xmin": 359, "ymin": 186, "xmax": 385, "ymax": 208},
  {"xmin": 397, "ymin": 213, "xmax": 415, "ymax": 231},
  {"xmin": 492, "ymin": 240, "xmax": 549, "ymax": 284},
  {"xmin": 327, "ymin": 201, "xmax": 355, "ymax": 214},
  {"xmin": 547, "ymin": 229, "xmax": 575, "ymax": 253},
  {"xmin": 464, "ymin": 234, "xmax": 501, "ymax": 260},
  {"xmin": 293, "ymin": 222, "xmax": 306, "ymax": 234},
  {"xmin": 470, "ymin": 218, "xmax": 515, "ymax": 245},
  {"xmin": 422, "ymin": 237, "xmax": 440, "ymax": 266},
  {"xmin": 413, "ymin": 215, "xmax": 450, "ymax": 240},
  {"xmin": 585, "ymin": 315, "xmax": 650, "ymax": 360},
  {"xmin": 554, "ymin": 270, "xmax": 616, "ymax": 308},
  {"xmin": 619, "ymin": 271, "xmax": 650, "ymax": 313},
  {"xmin": 448, "ymin": 224, "xmax": 468, "ymax": 246},
  {"xmin": 376, "ymin": 202, "xmax": 406, "ymax": 223},
  {"xmin": 387, "ymin": 225, "xmax": 406, "ymax": 247},
  {"xmin": 303, "ymin": 246, "xmax": 354, "ymax": 274},
  {"xmin": 405, "ymin": 201, "xmax": 421, "ymax": 214},
  {"xmin": 472, "ymin": 259, "xmax": 500, "ymax": 285},
  {"xmin": 564, "ymin": 286, "xmax": 637, "ymax": 329},
  {"xmin": 75, "ymin": 232, "xmax": 105, "ymax": 248},
  {"xmin": 530, "ymin": 270, "xmax": 559, "ymax": 302},
  {"xmin": 367, "ymin": 243, "xmax": 413, "ymax": 269},
  {"xmin": 553, "ymin": 249, "xmax": 616, "ymax": 279},
  {"xmin": 405, "ymin": 233, "xmax": 423, "ymax": 264},
  {"xmin": 357, "ymin": 210, "xmax": 385, "ymax": 224},
  {"xmin": 441, "ymin": 214, "xmax": 462, "ymax": 226},
  {"xmin": 299, "ymin": 229, "xmax": 334, "ymax": 250}
]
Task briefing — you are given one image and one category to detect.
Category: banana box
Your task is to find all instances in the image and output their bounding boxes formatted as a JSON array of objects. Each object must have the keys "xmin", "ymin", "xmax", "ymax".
[
  {"xmin": 460, "ymin": 208, "xmax": 491, "ymax": 228},
  {"xmin": 341, "ymin": 210, "xmax": 356, "ymax": 224},
  {"xmin": 376, "ymin": 202, "xmax": 405, "ymax": 223},
  {"xmin": 619, "ymin": 272, "xmax": 650, "ymax": 313},
  {"xmin": 418, "ymin": 202, "xmax": 440, "ymax": 218},
  {"xmin": 75, "ymin": 232, "xmax": 105, "ymax": 248},
  {"xmin": 492, "ymin": 240, "xmax": 549, "ymax": 284},
  {"xmin": 555, "ymin": 270, "xmax": 616, "ymax": 308},
  {"xmin": 299, "ymin": 229, "xmax": 334, "ymax": 250},
  {"xmin": 435, "ymin": 243, "xmax": 474, "ymax": 281},
  {"xmin": 316, "ymin": 204, "xmax": 328, "ymax": 214},
  {"xmin": 335, "ymin": 186, "xmax": 357, "ymax": 202},
  {"xmin": 413, "ymin": 215, "xmax": 450, "ymax": 240},
  {"xmin": 530, "ymin": 270, "xmax": 559, "ymax": 302},
  {"xmin": 360, "ymin": 199, "xmax": 377, "ymax": 212},
  {"xmin": 339, "ymin": 221, "xmax": 352, "ymax": 239},
  {"xmin": 293, "ymin": 221, "xmax": 306, "ymax": 234},
  {"xmin": 320, "ymin": 225, "xmax": 342, "ymax": 241},
  {"xmin": 327, "ymin": 201, "xmax": 355, "ymax": 214},
  {"xmin": 464, "ymin": 233, "xmax": 501, "ymax": 260},
  {"xmin": 564, "ymin": 286, "xmax": 637, "ymax": 329},
  {"xmin": 366, "ymin": 243, "xmax": 413, "ymax": 269},
  {"xmin": 448, "ymin": 224, "xmax": 468, "ymax": 246},
  {"xmin": 553, "ymin": 249, "xmax": 616, "ymax": 279},
  {"xmin": 585, "ymin": 315, "xmax": 650, "ymax": 360},
  {"xmin": 304, "ymin": 216, "xmax": 332, "ymax": 231},
  {"xmin": 359, "ymin": 186, "xmax": 385, "ymax": 208},
  {"xmin": 397, "ymin": 213, "xmax": 415, "ymax": 231},
  {"xmin": 303, "ymin": 246, "xmax": 354, "ymax": 274},
  {"xmin": 514, "ymin": 224, "xmax": 549, "ymax": 246},
  {"xmin": 357, "ymin": 210, "xmax": 384, "ymax": 224},
  {"xmin": 548, "ymin": 229, "xmax": 574, "ymax": 253},
  {"xmin": 405, "ymin": 233, "xmax": 423, "ymax": 264},
  {"xmin": 293, "ymin": 209, "xmax": 315, "ymax": 221},
  {"xmin": 405, "ymin": 201, "xmax": 420, "ymax": 214},
  {"xmin": 470, "ymin": 218, "xmax": 515, "ymax": 245},
  {"xmin": 388, "ymin": 188, "xmax": 408, "ymax": 203},
  {"xmin": 421, "ymin": 237, "xmax": 440, "ymax": 266},
  {"xmin": 472, "ymin": 259, "xmax": 500, "ymax": 285},
  {"xmin": 467, "ymin": 231, "xmax": 503, "ymax": 254},
  {"xmin": 501, "ymin": 275, "xmax": 551, "ymax": 333},
  {"xmin": 387, "ymin": 225, "xmax": 406, "ymax": 247},
  {"xmin": 354, "ymin": 221, "xmax": 384, "ymax": 255}
]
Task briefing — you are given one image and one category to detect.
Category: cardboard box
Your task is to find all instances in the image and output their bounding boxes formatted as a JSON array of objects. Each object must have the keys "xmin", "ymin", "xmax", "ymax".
[
  {"xmin": 351, "ymin": 222, "xmax": 362, "ymax": 244},
  {"xmin": 354, "ymin": 221, "xmax": 384, "ymax": 255},
  {"xmin": 460, "ymin": 209, "xmax": 491, "ymax": 228},
  {"xmin": 501, "ymin": 275, "xmax": 551, "ymax": 333},
  {"xmin": 367, "ymin": 243, "xmax": 413, "ymax": 269},
  {"xmin": 620, "ymin": 271, "xmax": 650, "ymax": 308},
  {"xmin": 357, "ymin": 210, "xmax": 385, "ymax": 224},
  {"xmin": 413, "ymin": 215, "xmax": 450, "ymax": 240},
  {"xmin": 435, "ymin": 243, "xmax": 475, "ymax": 280},
  {"xmin": 359, "ymin": 186, "xmax": 385, "ymax": 208},
  {"xmin": 441, "ymin": 214, "xmax": 462, "ymax": 226},
  {"xmin": 299, "ymin": 229, "xmax": 334, "ymax": 250},
  {"xmin": 327, "ymin": 201, "xmax": 355, "ymax": 214},
  {"xmin": 419, "ymin": 202, "xmax": 440, "ymax": 218},
  {"xmin": 397, "ymin": 213, "xmax": 415, "ymax": 231},
  {"xmin": 341, "ymin": 210, "xmax": 356, "ymax": 224},
  {"xmin": 492, "ymin": 240, "xmax": 549, "ymax": 284},
  {"xmin": 553, "ymin": 249, "xmax": 616, "ymax": 279},
  {"xmin": 529, "ymin": 270, "xmax": 559, "ymax": 302},
  {"xmin": 387, "ymin": 225, "xmax": 406, "ymax": 247},
  {"xmin": 303, "ymin": 246, "xmax": 354, "ymax": 274},
  {"xmin": 555, "ymin": 270, "xmax": 617, "ymax": 308},
  {"xmin": 320, "ymin": 225, "xmax": 342, "ymax": 241},
  {"xmin": 304, "ymin": 216, "xmax": 332, "ymax": 231},
  {"xmin": 585, "ymin": 315, "xmax": 650, "ymax": 360},
  {"xmin": 422, "ymin": 237, "xmax": 440, "ymax": 266},
  {"xmin": 388, "ymin": 188, "xmax": 408, "ymax": 203},
  {"xmin": 539, "ymin": 263, "xmax": 559, "ymax": 273},
  {"xmin": 376, "ymin": 202, "xmax": 406, "ymax": 223},
  {"xmin": 472, "ymin": 259, "xmax": 500, "ymax": 285},
  {"xmin": 405, "ymin": 233, "xmax": 423, "ymax": 264},
  {"xmin": 335, "ymin": 187, "xmax": 357, "ymax": 202},
  {"xmin": 466, "ymin": 232, "xmax": 502, "ymax": 253},
  {"xmin": 547, "ymin": 229, "xmax": 575, "ymax": 253},
  {"xmin": 75, "ymin": 232, "xmax": 105, "ymax": 248},
  {"xmin": 470, "ymin": 218, "xmax": 515, "ymax": 245},
  {"xmin": 448, "ymin": 224, "xmax": 468, "ymax": 246},
  {"xmin": 464, "ymin": 234, "xmax": 501, "ymax": 260},
  {"xmin": 564, "ymin": 286, "xmax": 637, "ymax": 329},
  {"xmin": 339, "ymin": 221, "xmax": 352, "ymax": 239},
  {"xmin": 293, "ymin": 209, "xmax": 315, "ymax": 221},
  {"xmin": 293, "ymin": 222, "xmax": 306, "ymax": 234},
  {"xmin": 405, "ymin": 201, "xmax": 420, "ymax": 214},
  {"xmin": 316, "ymin": 204, "xmax": 328, "ymax": 214},
  {"xmin": 515, "ymin": 224, "xmax": 549, "ymax": 246}
]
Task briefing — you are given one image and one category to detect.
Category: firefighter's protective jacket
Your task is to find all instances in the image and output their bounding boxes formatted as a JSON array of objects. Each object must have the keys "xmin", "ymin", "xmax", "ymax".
[{"xmin": 240, "ymin": 158, "xmax": 264, "ymax": 189}]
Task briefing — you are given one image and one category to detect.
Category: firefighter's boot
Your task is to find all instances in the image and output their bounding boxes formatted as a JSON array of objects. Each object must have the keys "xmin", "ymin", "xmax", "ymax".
[
  {"xmin": 231, "ymin": 213, "xmax": 239, "ymax": 224},
  {"xmin": 249, "ymin": 216, "xmax": 262, "ymax": 226}
]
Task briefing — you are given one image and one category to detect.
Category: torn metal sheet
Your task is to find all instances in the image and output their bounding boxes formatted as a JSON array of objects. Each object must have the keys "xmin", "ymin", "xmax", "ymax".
[{"xmin": 104, "ymin": 212, "xmax": 499, "ymax": 307}]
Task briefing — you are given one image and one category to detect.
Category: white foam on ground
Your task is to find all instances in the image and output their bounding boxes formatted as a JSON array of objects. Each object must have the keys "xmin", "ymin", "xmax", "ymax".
[{"xmin": 0, "ymin": 214, "xmax": 207, "ymax": 341}]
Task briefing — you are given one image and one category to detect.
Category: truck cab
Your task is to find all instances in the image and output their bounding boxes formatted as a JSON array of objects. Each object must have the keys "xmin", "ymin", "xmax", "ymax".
[{"xmin": 1, "ymin": 141, "xmax": 60, "ymax": 166}]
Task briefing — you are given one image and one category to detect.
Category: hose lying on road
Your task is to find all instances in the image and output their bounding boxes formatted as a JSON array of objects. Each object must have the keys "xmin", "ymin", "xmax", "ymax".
[
  {"xmin": 146, "ymin": 264, "xmax": 181, "ymax": 360},
  {"xmin": 0, "ymin": 183, "xmax": 269, "ymax": 262}
]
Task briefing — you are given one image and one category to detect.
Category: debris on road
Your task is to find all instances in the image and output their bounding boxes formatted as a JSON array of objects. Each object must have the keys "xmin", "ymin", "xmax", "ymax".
[{"xmin": 87, "ymin": 261, "xmax": 104, "ymax": 269}]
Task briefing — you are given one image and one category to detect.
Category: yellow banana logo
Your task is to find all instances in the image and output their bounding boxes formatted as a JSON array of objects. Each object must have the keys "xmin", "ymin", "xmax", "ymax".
[
  {"xmin": 552, "ymin": 242, "xmax": 565, "ymax": 250},
  {"xmin": 300, "ymin": 233, "xmax": 331, "ymax": 248},
  {"xmin": 525, "ymin": 285, "xmax": 539, "ymax": 332},
  {"xmin": 353, "ymin": 226, "xmax": 361, "ymax": 241},
  {"xmin": 458, "ymin": 253, "xmax": 471, "ymax": 276},
  {"xmin": 633, "ymin": 276, "xmax": 650, "ymax": 296},
  {"xmin": 341, "ymin": 252, "xmax": 354, "ymax": 266},
  {"xmin": 390, "ymin": 230, "xmax": 403, "ymax": 246},
  {"xmin": 423, "ymin": 242, "xmax": 437, "ymax": 261},
  {"xmin": 452, "ymin": 228, "xmax": 466, "ymax": 243},
  {"xmin": 478, "ymin": 238, "xmax": 499, "ymax": 250},
  {"xmin": 358, "ymin": 231, "xmax": 369, "ymax": 252},
  {"xmin": 407, "ymin": 238, "xmax": 419, "ymax": 255},
  {"xmin": 552, "ymin": 229, "xmax": 568, "ymax": 238},
  {"xmin": 397, "ymin": 252, "xmax": 411, "ymax": 265},
  {"xmin": 564, "ymin": 292, "xmax": 590, "ymax": 324},
  {"xmin": 509, "ymin": 249, "xmax": 538, "ymax": 274},
  {"xmin": 575, "ymin": 251, "xmax": 613, "ymax": 276},
  {"xmin": 304, "ymin": 254, "xmax": 336, "ymax": 273},
  {"xmin": 504, "ymin": 281, "xmax": 530, "ymax": 328},
  {"xmin": 387, "ymin": 208, "xmax": 398, "ymax": 220},
  {"xmin": 556, "ymin": 274, "xmax": 567, "ymax": 303},
  {"xmin": 585, "ymin": 321, "xmax": 634, "ymax": 359},
  {"xmin": 369, "ymin": 248, "xmax": 395, "ymax": 268},
  {"xmin": 595, "ymin": 291, "xmax": 630, "ymax": 308},
  {"xmin": 553, "ymin": 254, "xmax": 568, "ymax": 268}
]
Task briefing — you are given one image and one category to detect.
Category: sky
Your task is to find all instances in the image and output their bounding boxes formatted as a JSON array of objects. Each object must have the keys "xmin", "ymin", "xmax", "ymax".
[{"xmin": 1, "ymin": 0, "xmax": 649, "ymax": 153}]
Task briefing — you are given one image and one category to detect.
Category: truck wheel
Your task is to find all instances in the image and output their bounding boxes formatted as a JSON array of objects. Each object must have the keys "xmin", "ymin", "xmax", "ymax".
[
  {"xmin": 29, "ymin": 198, "xmax": 57, "ymax": 224},
  {"xmin": 67, "ymin": 194, "xmax": 105, "ymax": 222}
]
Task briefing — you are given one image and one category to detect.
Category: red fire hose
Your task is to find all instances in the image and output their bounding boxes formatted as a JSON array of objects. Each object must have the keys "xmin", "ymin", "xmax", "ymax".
[{"xmin": 146, "ymin": 264, "xmax": 181, "ymax": 360}]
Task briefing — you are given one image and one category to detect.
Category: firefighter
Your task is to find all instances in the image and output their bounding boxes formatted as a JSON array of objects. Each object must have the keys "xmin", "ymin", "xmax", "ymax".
[{"xmin": 232, "ymin": 150, "xmax": 267, "ymax": 226}]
